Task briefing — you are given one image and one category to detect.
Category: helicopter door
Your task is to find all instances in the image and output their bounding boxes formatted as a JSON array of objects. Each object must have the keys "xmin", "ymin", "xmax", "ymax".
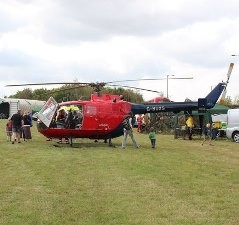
[
  {"xmin": 38, "ymin": 97, "xmax": 58, "ymax": 127},
  {"xmin": 84, "ymin": 105, "xmax": 98, "ymax": 129}
]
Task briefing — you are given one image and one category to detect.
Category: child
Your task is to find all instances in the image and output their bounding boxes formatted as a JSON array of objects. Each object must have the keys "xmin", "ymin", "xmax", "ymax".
[
  {"xmin": 149, "ymin": 127, "xmax": 156, "ymax": 148},
  {"xmin": 6, "ymin": 117, "xmax": 13, "ymax": 141},
  {"xmin": 201, "ymin": 123, "xmax": 212, "ymax": 146}
]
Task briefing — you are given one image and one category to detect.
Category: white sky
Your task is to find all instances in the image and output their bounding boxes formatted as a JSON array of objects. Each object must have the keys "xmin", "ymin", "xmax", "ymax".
[{"xmin": 1, "ymin": 0, "xmax": 239, "ymax": 101}]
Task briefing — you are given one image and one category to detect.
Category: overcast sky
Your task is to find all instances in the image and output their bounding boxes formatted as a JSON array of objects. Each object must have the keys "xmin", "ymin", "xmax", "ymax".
[{"xmin": 1, "ymin": 0, "xmax": 239, "ymax": 101}]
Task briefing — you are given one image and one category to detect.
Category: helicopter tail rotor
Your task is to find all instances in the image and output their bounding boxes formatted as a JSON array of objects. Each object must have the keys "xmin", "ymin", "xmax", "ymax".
[{"xmin": 219, "ymin": 62, "xmax": 234, "ymax": 104}]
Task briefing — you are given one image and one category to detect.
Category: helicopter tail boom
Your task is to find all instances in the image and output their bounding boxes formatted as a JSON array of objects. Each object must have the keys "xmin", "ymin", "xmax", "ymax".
[{"xmin": 131, "ymin": 82, "xmax": 225, "ymax": 114}]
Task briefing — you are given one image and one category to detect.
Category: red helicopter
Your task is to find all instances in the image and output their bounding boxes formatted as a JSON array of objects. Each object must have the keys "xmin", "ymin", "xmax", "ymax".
[{"xmin": 6, "ymin": 66, "xmax": 232, "ymax": 146}]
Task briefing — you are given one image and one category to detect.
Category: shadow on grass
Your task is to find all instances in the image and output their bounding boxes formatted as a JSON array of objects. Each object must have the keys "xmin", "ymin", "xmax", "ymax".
[{"xmin": 52, "ymin": 141, "xmax": 118, "ymax": 149}]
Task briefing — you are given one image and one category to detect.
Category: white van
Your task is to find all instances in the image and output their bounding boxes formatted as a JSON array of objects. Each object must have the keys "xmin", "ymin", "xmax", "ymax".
[{"xmin": 226, "ymin": 109, "xmax": 239, "ymax": 142}]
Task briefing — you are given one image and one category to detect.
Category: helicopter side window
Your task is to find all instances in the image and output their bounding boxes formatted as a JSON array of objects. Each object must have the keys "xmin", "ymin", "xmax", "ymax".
[{"xmin": 74, "ymin": 109, "xmax": 83, "ymax": 129}]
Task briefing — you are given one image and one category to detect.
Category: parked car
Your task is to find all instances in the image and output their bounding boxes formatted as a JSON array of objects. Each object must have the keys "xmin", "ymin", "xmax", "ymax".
[{"xmin": 226, "ymin": 109, "xmax": 239, "ymax": 143}]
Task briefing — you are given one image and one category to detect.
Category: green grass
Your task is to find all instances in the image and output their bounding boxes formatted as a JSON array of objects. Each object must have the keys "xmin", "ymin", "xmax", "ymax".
[{"xmin": 0, "ymin": 119, "xmax": 239, "ymax": 225}]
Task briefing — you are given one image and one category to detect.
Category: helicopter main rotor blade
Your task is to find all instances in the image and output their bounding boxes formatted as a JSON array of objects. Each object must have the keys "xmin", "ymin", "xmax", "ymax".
[
  {"xmin": 5, "ymin": 77, "xmax": 193, "ymax": 96},
  {"xmin": 168, "ymin": 77, "xmax": 194, "ymax": 80},
  {"xmin": 106, "ymin": 78, "xmax": 165, "ymax": 84},
  {"xmin": 106, "ymin": 77, "xmax": 193, "ymax": 84},
  {"xmin": 45, "ymin": 84, "xmax": 89, "ymax": 94},
  {"xmin": 5, "ymin": 82, "xmax": 90, "ymax": 87},
  {"xmin": 5, "ymin": 77, "xmax": 193, "ymax": 87},
  {"xmin": 108, "ymin": 84, "xmax": 162, "ymax": 93}
]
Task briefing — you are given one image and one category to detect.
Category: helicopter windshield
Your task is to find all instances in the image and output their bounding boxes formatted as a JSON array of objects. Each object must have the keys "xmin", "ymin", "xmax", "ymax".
[{"xmin": 57, "ymin": 104, "xmax": 83, "ymax": 129}]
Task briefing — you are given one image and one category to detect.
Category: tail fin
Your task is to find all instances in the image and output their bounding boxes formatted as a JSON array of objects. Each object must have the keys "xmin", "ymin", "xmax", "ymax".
[{"xmin": 204, "ymin": 82, "xmax": 225, "ymax": 108}]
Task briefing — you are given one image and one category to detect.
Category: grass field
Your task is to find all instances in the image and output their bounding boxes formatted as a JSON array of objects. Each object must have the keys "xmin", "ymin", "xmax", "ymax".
[{"xmin": 0, "ymin": 119, "xmax": 239, "ymax": 225}]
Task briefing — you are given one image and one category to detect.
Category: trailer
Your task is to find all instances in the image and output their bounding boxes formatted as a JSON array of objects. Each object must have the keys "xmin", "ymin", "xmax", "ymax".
[{"xmin": 0, "ymin": 98, "xmax": 46, "ymax": 118}]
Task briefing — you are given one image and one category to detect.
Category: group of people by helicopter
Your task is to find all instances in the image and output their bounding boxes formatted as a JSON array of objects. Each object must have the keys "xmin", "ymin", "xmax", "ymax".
[
  {"xmin": 49, "ymin": 106, "xmax": 83, "ymax": 129},
  {"xmin": 6, "ymin": 109, "xmax": 32, "ymax": 144}
]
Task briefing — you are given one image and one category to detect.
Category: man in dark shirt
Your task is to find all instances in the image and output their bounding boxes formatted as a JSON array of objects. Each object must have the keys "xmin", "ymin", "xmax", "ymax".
[
  {"xmin": 11, "ymin": 109, "xmax": 24, "ymax": 144},
  {"xmin": 121, "ymin": 112, "xmax": 139, "ymax": 149}
]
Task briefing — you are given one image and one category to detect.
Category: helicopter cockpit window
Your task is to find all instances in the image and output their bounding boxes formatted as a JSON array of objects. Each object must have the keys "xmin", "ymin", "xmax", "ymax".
[
  {"xmin": 86, "ymin": 105, "xmax": 97, "ymax": 115},
  {"xmin": 56, "ymin": 104, "xmax": 83, "ymax": 129}
]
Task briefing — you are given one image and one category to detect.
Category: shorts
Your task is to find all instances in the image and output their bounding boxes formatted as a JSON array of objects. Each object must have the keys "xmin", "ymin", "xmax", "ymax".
[{"xmin": 12, "ymin": 127, "xmax": 22, "ymax": 133}]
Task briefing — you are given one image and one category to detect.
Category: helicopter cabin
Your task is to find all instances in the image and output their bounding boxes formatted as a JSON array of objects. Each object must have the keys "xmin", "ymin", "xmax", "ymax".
[
  {"xmin": 56, "ymin": 102, "xmax": 83, "ymax": 129},
  {"xmin": 54, "ymin": 95, "xmax": 131, "ymax": 132}
]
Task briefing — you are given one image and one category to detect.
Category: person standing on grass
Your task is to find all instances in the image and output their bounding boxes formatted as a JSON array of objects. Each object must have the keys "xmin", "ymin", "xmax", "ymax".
[
  {"xmin": 121, "ymin": 112, "xmax": 139, "ymax": 149},
  {"xmin": 136, "ymin": 114, "xmax": 143, "ymax": 132},
  {"xmin": 186, "ymin": 115, "xmax": 194, "ymax": 140},
  {"xmin": 11, "ymin": 109, "xmax": 24, "ymax": 144},
  {"xmin": 149, "ymin": 127, "xmax": 156, "ymax": 148},
  {"xmin": 22, "ymin": 111, "xmax": 32, "ymax": 141},
  {"xmin": 201, "ymin": 123, "xmax": 213, "ymax": 146},
  {"xmin": 6, "ymin": 117, "xmax": 13, "ymax": 141}
]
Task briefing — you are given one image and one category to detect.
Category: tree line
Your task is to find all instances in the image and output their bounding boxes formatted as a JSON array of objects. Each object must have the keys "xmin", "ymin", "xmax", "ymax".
[{"xmin": 7, "ymin": 83, "xmax": 144, "ymax": 103}]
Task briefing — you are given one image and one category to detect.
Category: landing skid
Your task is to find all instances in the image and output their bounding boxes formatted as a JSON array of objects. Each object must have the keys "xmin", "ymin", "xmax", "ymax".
[{"xmin": 52, "ymin": 136, "xmax": 116, "ymax": 148}]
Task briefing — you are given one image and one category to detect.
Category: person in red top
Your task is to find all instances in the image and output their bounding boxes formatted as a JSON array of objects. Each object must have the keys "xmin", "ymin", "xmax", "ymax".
[
  {"xmin": 136, "ymin": 114, "xmax": 143, "ymax": 132},
  {"xmin": 6, "ymin": 117, "xmax": 13, "ymax": 141}
]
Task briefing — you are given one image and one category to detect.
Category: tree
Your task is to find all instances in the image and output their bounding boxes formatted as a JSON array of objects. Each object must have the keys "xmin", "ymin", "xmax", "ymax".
[
  {"xmin": 9, "ymin": 88, "xmax": 33, "ymax": 99},
  {"xmin": 32, "ymin": 88, "xmax": 50, "ymax": 100},
  {"xmin": 219, "ymin": 96, "xmax": 233, "ymax": 107},
  {"xmin": 233, "ymin": 95, "xmax": 239, "ymax": 106}
]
